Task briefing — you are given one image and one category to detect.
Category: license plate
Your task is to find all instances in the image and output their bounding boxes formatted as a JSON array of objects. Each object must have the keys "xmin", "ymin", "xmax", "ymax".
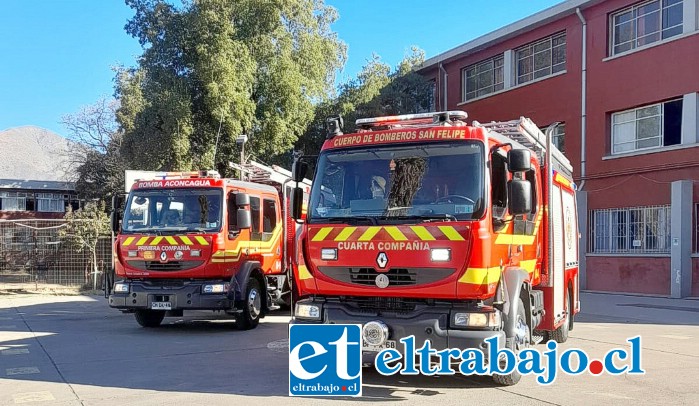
[
  {"xmin": 362, "ymin": 340, "xmax": 396, "ymax": 352},
  {"xmin": 151, "ymin": 302, "xmax": 171, "ymax": 310}
]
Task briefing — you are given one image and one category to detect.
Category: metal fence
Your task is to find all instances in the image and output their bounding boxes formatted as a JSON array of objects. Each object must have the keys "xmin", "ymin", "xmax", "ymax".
[
  {"xmin": 588, "ymin": 205, "xmax": 671, "ymax": 255},
  {"xmin": 0, "ymin": 219, "xmax": 112, "ymax": 290}
]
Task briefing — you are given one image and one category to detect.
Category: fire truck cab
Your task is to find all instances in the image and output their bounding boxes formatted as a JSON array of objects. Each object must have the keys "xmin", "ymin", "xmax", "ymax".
[
  {"xmin": 109, "ymin": 166, "xmax": 310, "ymax": 329},
  {"xmin": 289, "ymin": 111, "xmax": 579, "ymax": 385}
]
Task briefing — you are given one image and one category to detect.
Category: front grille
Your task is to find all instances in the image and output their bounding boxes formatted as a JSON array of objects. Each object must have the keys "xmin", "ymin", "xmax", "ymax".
[
  {"xmin": 146, "ymin": 261, "xmax": 184, "ymax": 271},
  {"xmin": 349, "ymin": 296, "xmax": 423, "ymax": 312},
  {"xmin": 318, "ymin": 266, "xmax": 455, "ymax": 286},
  {"xmin": 128, "ymin": 260, "xmax": 204, "ymax": 271},
  {"xmin": 350, "ymin": 268, "xmax": 416, "ymax": 286}
]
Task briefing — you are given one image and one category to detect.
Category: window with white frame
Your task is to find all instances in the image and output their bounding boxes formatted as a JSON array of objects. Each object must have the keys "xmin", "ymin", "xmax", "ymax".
[
  {"xmin": 0, "ymin": 192, "xmax": 27, "ymax": 211},
  {"xmin": 515, "ymin": 32, "xmax": 566, "ymax": 85},
  {"xmin": 611, "ymin": 0, "xmax": 683, "ymax": 55},
  {"xmin": 612, "ymin": 99, "xmax": 682, "ymax": 154},
  {"xmin": 462, "ymin": 55, "xmax": 504, "ymax": 101},
  {"xmin": 540, "ymin": 123, "xmax": 566, "ymax": 153},
  {"xmin": 589, "ymin": 206, "xmax": 671, "ymax": 254},
  {"xmin": 36, "ymin": 193, "xmax": 65, "ymax": 213}
]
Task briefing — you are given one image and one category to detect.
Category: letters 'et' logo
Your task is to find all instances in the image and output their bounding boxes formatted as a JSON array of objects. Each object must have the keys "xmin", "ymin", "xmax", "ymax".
[{"xmin": 289, "ymin": 324, "xmax": 362, "ymax": 396}]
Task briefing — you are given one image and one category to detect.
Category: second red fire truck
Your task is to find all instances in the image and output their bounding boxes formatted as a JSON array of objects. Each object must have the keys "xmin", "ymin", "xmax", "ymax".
[{"xmin": 289, "ymin": 110, "xmax": 580, "ymax": 385}]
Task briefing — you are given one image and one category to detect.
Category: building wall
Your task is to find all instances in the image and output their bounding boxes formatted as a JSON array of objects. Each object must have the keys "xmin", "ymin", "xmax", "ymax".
[
  {"xmin": 422, "ymin": 0, "xmax": 699, "ymax": 296},
  {"xmin": 587, "ymin": 256, "xmax": 670, "ymax": 294}
]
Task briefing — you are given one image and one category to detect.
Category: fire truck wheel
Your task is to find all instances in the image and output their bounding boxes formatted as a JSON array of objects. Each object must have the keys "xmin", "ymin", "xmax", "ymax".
[
  {"xmin": 550, "ymin": 288, "xmax": 572, "ymax": 343},
  {"xmin": 236, "ymin": 277, "xmax": 261, "ymax": 330},
  {"xmin": 493, "ymin": 298, "xmax": 527, "ymax": 386},
  {"xmin": 134, "ymin": 310, "xmax": 166, "ymax": 328}
]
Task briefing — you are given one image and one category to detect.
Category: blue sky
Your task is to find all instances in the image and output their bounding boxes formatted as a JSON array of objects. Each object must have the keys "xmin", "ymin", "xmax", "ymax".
[{"xmin": 0, "ymin": 0, "xmax": 561, "ymax": 136}]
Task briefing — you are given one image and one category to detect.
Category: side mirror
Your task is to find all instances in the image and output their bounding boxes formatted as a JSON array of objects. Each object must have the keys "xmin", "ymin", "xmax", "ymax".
[
  {"xmin": 508, "ymin": 149, "xmax": 531, "ymax": 172},
  {"xmin": 110, "ymin": 194, "xmax": 124, "ymax": 233},
  {"xmin": 508, "ymin": 180, "xmax": 532, "ymax": 215},
  {"xmin": 236, "ymin": 193, "xmax": 250, "ymax": 206},
  {"xmin": 292, "ymin": 160, "xmax": 308, "ymax": 183},
  {"xmin": 237, "ymin": 209, "xmax": 252, "ymax": 230},
  {"xmin": 291, "ymin": 187, "xmax": 304, "ymax": 220}
]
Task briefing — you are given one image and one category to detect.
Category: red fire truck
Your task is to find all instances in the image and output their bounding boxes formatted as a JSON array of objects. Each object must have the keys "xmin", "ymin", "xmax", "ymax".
[
  {"xmin": 289, "ymin": 111, "xmax": 579, "ymax": 385},
  {"xmin": 108, "ymin": 164, "xmax": 310, "ymax": 329}
]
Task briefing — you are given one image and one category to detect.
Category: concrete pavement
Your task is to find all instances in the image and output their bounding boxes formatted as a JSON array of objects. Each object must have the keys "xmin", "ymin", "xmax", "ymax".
[{"xmin": 0, "ymin": 291, "xmax": 697, "ymax": 405}]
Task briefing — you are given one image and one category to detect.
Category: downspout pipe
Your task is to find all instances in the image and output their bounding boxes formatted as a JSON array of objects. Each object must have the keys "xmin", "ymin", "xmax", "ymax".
[
  {"xmin": 576, "ymin": 7, "xmax": 587, "ymax": 191},
  {"xmin": 439, "ymin": 63, "xmax": 448, "ymax": 111}
]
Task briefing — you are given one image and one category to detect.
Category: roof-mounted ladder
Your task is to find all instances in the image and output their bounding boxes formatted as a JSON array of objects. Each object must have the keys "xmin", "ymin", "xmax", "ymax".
[
  {"xmin": 474, "ymin": 117, "xmax": 572, "ymax": 176},
  {"xmin": 229, "ymin": 161, "xmax": 312, "ymax": 187}
]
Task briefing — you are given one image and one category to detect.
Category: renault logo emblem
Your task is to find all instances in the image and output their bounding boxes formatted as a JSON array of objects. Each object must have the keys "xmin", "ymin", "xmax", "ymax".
[
  {"xmin": 160, "ymin": 251, "xmax": 168, "ymax": 262},
  {"xmin": 376, "ymin": 252, "xmax": 388, "ymax": 269}
]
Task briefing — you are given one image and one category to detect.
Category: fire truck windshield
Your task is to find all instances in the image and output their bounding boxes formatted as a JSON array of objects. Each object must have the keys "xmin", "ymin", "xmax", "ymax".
[
  {"xmin": 308, "ymin": 141, "xmax": 485, "ymax": 223},
  {"xmin": 121, "ymin": 188, "xmax": 223, "ymax": 234}
]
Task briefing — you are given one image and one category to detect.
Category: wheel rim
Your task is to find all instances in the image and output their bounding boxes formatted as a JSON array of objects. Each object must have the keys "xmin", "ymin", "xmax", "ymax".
[{"xmin": 248, "ymin": 288, "xmax": 261, "ymax": 320}]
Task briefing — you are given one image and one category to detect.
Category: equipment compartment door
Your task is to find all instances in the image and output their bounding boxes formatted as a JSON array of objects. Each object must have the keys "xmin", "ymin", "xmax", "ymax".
[{"xmin": 551, "ymin": 184, "xmax": 565, "ymax": 323}]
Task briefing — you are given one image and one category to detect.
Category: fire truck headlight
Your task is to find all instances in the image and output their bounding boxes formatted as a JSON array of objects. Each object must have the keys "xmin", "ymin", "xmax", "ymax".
[
  {"xmin": 191, "ymin": 249, "xmax": 201, "ymax": 257},
  {"xmin": 452, "ymin": 311, "xmax": 501, "ymax": 328},
  {"xmin": 202, "ymin": 283, "xmax": 229, "ymax": 294},
  {"xmin": 321, "ymin": 248, "xmax": 338, "ymax": 261},
  {"xmin": 127, "ymin": 251, "xmax": 138, "ymax": 258},
  {"xmin": 113, "ymin": 283, "xmax": 129, "ymax": 293},
  {"xmin": 430, "ymin": 248, "xmax": 451, "ymax": 262},
  {"xmin": 295, "ymin": 303, "xmax": 321, "ymax": 320}
]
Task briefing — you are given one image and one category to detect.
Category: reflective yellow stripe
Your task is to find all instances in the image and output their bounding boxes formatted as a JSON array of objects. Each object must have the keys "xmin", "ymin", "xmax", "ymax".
[
  {"xmin": 494, "ymin": 234, "xmax": 536, "ymax": 245},
  {"xmin": 149, "ymin": 236, "xmax": 163, "ymax": 246},
  {"xmin": 458, "ymin": 267, "xmax": 501, "ymax": 284},
  {"xmin": 123, "ymin": 237, "xmax": 135, "ymax": 246},
  {"xmin": 312, "ymin": 227, "xmax": 333, "ymax": 242},
  {"xmin": 135, "ymin": 237, "xmax": 149, "ymax": 246},
  {"xmin": 410, "ymin": 226, "xmax": 435, "ymax": 241},
  {"xmin": 358, "ymin": 227, "xmax": 381, "ymax": 241},
  {"xmin": 438, "ymin": 226, "xmax": 465, "ymax": 241},
  {"xmin": 195, "ymin": 236, "xmax": 209, "ymax": 245},
  {"xmin": 298, "ymin": 265, "xmax": 313, "ymax": 280},
  {"xmin": 384, "ymin": 226, "xmax": 408, "ymax": 241},
  {"xmin": 212, "ymin": 250, "xmax": 225, "ymax": 257},
  {"xmin": 165, "ymin": 236, "xmax": 178, "ymax": 245},
  {"xmin": 180, "ymin": 236, "xmax": 194, "ymax": 245},
  {"xmin": 334, "ymin": 227, "xmax": 357, "ymax": 242},
  {"xmin": 520, "ymin": 259, "xmax": 537, "ymax": 274}
]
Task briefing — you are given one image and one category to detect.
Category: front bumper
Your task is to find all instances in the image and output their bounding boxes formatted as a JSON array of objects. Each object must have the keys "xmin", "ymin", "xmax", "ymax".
[
  {"xmin": 292, "ymin": 298, "xmax": 505, "ymax": 355},
  {"xmin": 109, "ymin": 280, "xmax": 234, "ymax": 311}
]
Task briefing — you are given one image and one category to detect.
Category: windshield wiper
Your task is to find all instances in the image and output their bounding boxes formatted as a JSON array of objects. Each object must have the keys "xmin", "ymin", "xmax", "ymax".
[
  {"xmin": 311, "ymin": 216, "xmax": 377, "ymax": 225},
  {"xmin": 378, "ymin": 214, "xmax": 457, "ymax": 223}
]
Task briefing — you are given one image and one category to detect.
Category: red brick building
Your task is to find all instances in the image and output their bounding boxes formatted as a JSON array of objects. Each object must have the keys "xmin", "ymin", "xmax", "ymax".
[{"xmin": 419, "ymin": 0, "xmax": 699, "ymax": 297}]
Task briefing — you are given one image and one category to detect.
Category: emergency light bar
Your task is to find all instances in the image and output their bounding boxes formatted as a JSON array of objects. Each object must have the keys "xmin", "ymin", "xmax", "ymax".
[{"xmin": 356, "ymin": 110, "xmax": 468, "ymax": 128}]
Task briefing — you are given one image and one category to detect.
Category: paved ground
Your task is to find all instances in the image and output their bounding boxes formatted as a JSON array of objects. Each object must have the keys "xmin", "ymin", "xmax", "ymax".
[{"xmin": 0, "ymin": 291, "xmax": 698, "ymax": 405}]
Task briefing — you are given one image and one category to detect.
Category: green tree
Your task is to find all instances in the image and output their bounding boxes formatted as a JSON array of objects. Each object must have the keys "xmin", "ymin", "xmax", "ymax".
[
  {"xmin": 60, "ymin": 202, "xmax": 111, "ymax": 288},
  {"xmin": 296, "ymin": 47, "xmax": 433, "ymax": 160},
  {"xmin": 117, "ymin": 0, "xmax": 346, "ymax": 175}
]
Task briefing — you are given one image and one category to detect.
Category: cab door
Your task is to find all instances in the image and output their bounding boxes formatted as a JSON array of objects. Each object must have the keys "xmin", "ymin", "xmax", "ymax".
[{"xmin": 260, "ymin": 195, "xmax": 282, "ymax": 274}]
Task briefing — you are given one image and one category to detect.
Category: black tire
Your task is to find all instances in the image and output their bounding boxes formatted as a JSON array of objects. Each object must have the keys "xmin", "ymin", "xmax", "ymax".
[
  {"xmin": 493, "ymin": 298, "xmax": 528, "ymax": 386},
  {"xmin": 549, "ymin": 288, "xmax": 573, "ymax": 343},
  {"xmin": 134, "ymin": 309, "xmax": 166, "ymax": 328},
  {"xmin": 235, "ymin": 277, "xmax": 262, "ymax": 330}
]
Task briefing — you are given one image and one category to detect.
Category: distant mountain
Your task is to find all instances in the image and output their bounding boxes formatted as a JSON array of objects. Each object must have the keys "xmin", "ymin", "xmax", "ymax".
[{"xmin": 0, "ymin": 126, "xmax": 74, "ymax": 182}]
